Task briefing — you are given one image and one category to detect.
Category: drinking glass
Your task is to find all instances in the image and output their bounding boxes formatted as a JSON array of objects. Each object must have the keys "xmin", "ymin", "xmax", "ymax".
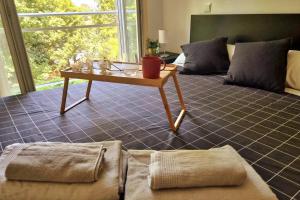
[{"xmin": 122, "ymin": 54, "xmax": 139, "ymax": 76}]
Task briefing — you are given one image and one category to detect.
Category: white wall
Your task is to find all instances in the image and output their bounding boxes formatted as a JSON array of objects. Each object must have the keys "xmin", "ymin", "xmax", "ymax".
[
  {"xmin": 141, "ymin": 0, "xmax": 163, "ymax": 54},
  {"xmin": 156, "ymin": 0, "xmax": 300, "ymax": 52}
]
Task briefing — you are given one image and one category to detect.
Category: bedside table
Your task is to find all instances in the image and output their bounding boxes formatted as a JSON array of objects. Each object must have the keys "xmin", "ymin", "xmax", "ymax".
[{"xmin": 158, "ymin": 52, "xmax": 179, "ymax": 64}]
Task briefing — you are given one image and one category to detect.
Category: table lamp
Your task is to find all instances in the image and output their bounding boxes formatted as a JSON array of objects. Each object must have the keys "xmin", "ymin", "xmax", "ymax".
[{"xmin": 159, "ymin": 30, "xmax": 169, "ymax": 58}]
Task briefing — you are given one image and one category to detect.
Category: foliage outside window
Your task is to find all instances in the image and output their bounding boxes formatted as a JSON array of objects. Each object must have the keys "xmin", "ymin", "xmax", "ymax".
[{"xmin": 15, "ymin": 0, "xmax": 139, "ymax": 90}]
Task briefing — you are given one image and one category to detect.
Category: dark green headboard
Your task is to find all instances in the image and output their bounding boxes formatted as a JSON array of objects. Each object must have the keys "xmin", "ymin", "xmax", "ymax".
[{"xmin": 190, "ymin": 14, "xmax": 300, "ymax": 50}]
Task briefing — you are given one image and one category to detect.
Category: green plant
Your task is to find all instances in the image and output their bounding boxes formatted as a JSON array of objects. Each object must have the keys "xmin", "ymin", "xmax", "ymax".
[{"xmin": 146, "ymin": 39, "xmax": 159, "ymax": 49}]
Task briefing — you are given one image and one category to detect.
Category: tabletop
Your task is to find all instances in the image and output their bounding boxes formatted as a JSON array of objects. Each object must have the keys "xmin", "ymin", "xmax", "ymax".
[{"xmin": 60, "ymin": 63, "xmax": 177, "ymax": 88}]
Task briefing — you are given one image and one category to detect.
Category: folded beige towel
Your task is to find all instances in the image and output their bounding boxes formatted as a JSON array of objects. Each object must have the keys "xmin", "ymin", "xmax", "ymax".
[
  {"xmin": 125, "ymin": 146, "xmax": 278, "ymax": 200},
  {"xmin": 0, "ymin": 141, "xmax": 122, "ymax": 200},
  {"xmin": 149, "ymin": 145, "xmax": 247, "ymax": 189},
  {"xmin": 5, "ymin": 143, "xmax": 106, "ymax": 183}
]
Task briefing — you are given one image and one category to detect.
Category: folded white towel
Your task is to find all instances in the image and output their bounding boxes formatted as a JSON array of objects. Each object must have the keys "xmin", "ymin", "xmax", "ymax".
[
  {"xmin": 148, "ymin": 145, "xmax": 247, "ymax": 190},
  {"xmin": 126, "ymin": 148, "xmax": 277, "ymax": 200}
]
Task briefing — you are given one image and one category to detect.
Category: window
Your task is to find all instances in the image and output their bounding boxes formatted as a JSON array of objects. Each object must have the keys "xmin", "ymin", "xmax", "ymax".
[
  {"xmin": 0, "ymin": 16, "xmax": 20, "ymax": 96},
  {"xmin": 16, "ymin": 0, "xmax": 140, "ymax": 90}
]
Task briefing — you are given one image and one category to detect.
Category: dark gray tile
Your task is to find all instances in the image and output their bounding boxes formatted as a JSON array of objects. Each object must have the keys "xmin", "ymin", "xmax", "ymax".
[
  {"xmin": 290, "ymin": 159, "xmax": 300, "ymax": 170},
  {"xmin": 66, "ymin": 131, "xmax": 88, "ymax": 141},
  {"xmin": 201, "ymin": 122, "xmax": 221, "ymax": 132},
  {"xmin": 125, "ymin": 140, "xmax": 149, "ymax": 150},
  {"xmin": 225, "ymin": 124, "xmax": 245, "ymax": 134},
  {"xmin": 268, "ymin": 130, "xmax": 291, "ymax": 142},
  {"xmin": 0, "ymin": 126, "xmax": 17, "ymax": 135},
  {"xmin": 218, "ymin": 140, "xmax": 244, "ymax": 151},
  {"xmin": 0, "ymin": 121, "xmax": 14, "ymax": 129},
  {"xmin": 277, "ymin": 126, "xmax": 299, "ymax": 137},
  {"xmin": 284, "ymin": 121, "xmax": 300, "ymax": 130},
  {"xmin": 258, "ymin": 136, "xmax": 282, "ymax": 148},
  {"xmin": 0, "ymin": 133, "xmax": 21, "ymax": 142},
  {"xmin": 60, "ymin": 125, "xmax": 81, "ymax": 134},
  {"xmin": 252, "ymin": 164, "xmax": 275, "ymax": 180},
  {"xmin": 1, "ymin": 139, "xmax": 23, "ymax": 149},
  {"xmin": 48, "ymin": 135, "xmax": 70, "ymax": 142},
  {"xmin": 268, "ymin": 150, "xmax": 295, "ymax": 165},
  {"xmin": 239, "ymin": 148, "xmax": 262, "ymax": 163},
  {"xmin": 215, "ymin": 128, "xmax": 236, "ymax": 138},
  {"xmin": 277, "ymin": 111, "xmax": 294, "ymax": 119},
  {"xmin": 244, "ymin": 115, "xmax": 263, "ymax": 123},
  {"xmin": 82, "ymin": 127, "xmax": 103, "ymax": 137},
  {"xmin": 259, "ymin": 120, "xmax": 280, "ymax": 129},
  {"xmin": 204, "ymin": 133, "xmax": 226, "ymax": 144},
  {"xmin": 113, "ymin": 133, "xmax": 136, "ymax": 145},
  {"xmin": 256, "ymin": 157, "xmax": 285, "ymax": 173},
  {"xmin": 73, "ymin": 137, "xmax": 93, "ymax": 143},
  {"xmin": 287, "ymin": 137, "xmax": 300, "ymax": 146},
  {"xmin": 38, "ymin": 125, "xmax": 60, "ymax": 134},
  {"xmin": 23, "ymin": 135, "xmax": 45, "ymax": 143},
  {"xmin": 19, "ymin": 127, "xmax": 41, "ymax": 137},
  {"xmin": 15, "ymin": 122, "xmax": 36, "ymax": 131},
  {"xmin": 240, "ymin": 129, "xmax": 263, "ymax": 140},
  {"xmin": 269, "ymin": 176, "xmax": 299, "ymax": 197},
  {"xmin": 267, "ymin": 115, "xmax": 288, "ymax": 124},
  {"xmin": 271, "ymin": 189, "xmax": 291, "ymax": 200},
  {"xmin": 140, "ymin": 135, "xmax": 162, "ymax": 147},
  {"xmin": 177, "ymin": 132, "xmax": 200, "ymax": 143},
  {"xmin": 283, "ymin": 107, "xmax": 300, "ymax": 115},
  {"xmin": 235, "ymin": 119, "xmax": 255, "ymax": 129},
  {"xmin": 231, "ymin": 135, "xmax": 252, "ymax": 146},
  {"xmin": 189, "ymin": 127, "xmax": 212, "ymax": 138},
  {"xmin": 253, "ymin": 111, "xmax": 271, "ymax": 119},
  {"xmin": 278, "ymin": 144, "xmax": 300, "ymax": 157},
  {"xmin": 191, "ymin": 139, "xmax": 214, "ymax": 149},
  {"xmin": 151, "ymin": 142, "xmax": 174, "ymax": 150},
  {"xmin": 249, "ymin": 143, "xmax": 273, "ymax": 155},
  {"xmin": 43, "ymin": 130, "xmax": 63, "ymax": 140},
  {"xmin": 90, "ymin": 132, "xmax": 113, "ymax": 142},
  {"xmin": 250, "ymin": 124, "xmax": 271, "ymax": 134},
  {"xmin": 167, "ymin": 137, "xmax": 188, "ymax": 149},
  {"xmin": 279, "ymin": 167, "xmax": 300, "ymax": 184},
  {"xmin": 293, "ymin": 191, "xmax": 300, "ymax": 200}
]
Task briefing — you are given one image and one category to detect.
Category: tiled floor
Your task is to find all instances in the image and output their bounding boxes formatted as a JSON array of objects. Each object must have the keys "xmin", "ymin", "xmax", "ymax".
[{"xmin": 0, "ymin": 74, "xmax": 299, "ymax": 200}]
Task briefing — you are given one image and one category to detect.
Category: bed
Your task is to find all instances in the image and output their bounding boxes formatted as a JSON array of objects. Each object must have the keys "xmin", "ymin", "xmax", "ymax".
[{"xmin": 0, "ymin": 14, "xmax": 299, "ymax": 200}]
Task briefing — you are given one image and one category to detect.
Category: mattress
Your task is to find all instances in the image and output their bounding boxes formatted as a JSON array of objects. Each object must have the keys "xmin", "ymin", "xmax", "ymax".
[{"xmin": 0, "ymin": 73, "xmax": 299, "ymax": 199}]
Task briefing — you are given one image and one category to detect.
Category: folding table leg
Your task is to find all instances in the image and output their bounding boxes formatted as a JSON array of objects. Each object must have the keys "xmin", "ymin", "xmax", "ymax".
[
  {"xmin": 158, "ymin": 72, "xmax": 186, "ymax": 132},
  {"xmin": 60, "ymin": 78, "xmax": 90, "ymax": 114},
  {"xmin": 86, "ymin": 80, "xmax": 93, "ymax": 99},
  {"xmin": 60, "ymin": 78, "xmax": 69, "ymax": 114},
  {"xmin": 159, "ymin": 87, "xmax": 176, "ymax": 131}
]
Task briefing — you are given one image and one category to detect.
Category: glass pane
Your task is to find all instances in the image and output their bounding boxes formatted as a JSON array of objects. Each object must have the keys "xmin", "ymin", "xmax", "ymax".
[
  {"xmin": 22, "ymin": 26, "xmax": 119, "ymax": 88},
  {"xmin": 16, "ymin": 0, "xmax": 116, "ymax": 13},
  {"xmin": 124, "ymin": 0, "xmax": 139, "ymax": 62},
  {"xmin": 0, "ymin": 16, "xmax": 21, "ymax": 97},
  {"xmin": 16, "ymin": 0, "xmax": 121, "ymax": 90}
]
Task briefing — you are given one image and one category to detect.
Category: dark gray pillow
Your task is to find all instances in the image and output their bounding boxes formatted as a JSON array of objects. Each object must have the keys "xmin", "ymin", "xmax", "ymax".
[
  {"xmin": 180, "ymin": 37, "xmax": 230, "ymax": 75},
  {"xmin": 224, "ymin": 38, "xmax": 290, "ymax": 93}
]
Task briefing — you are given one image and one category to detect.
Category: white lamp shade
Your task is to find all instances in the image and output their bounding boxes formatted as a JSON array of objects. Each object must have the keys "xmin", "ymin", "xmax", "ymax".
[{"xmin": 159, "ymin": 30, "xmax": 168, "ymax": 44}]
